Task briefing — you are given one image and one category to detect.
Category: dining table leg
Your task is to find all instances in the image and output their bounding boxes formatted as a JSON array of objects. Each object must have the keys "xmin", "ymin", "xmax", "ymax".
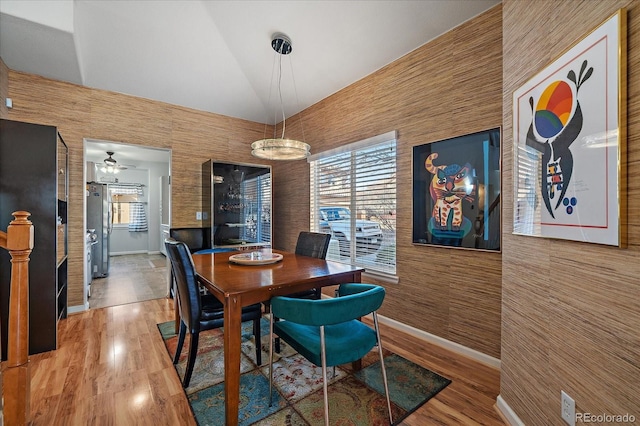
[{"xmin": 223, "ymin": 294, "xmax": 242, "ymax": 426}]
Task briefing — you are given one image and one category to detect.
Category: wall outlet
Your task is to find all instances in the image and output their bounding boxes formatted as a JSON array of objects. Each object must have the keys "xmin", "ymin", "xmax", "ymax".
[
  {"xmin": 202, "ymin": 212, "xmax": 208, "ymax": 220},
  {"xmin": 561, "ymin": 390, "xmax": 575, "ymax": 426},
  {"xmin": 196, "ymin": 211, "xmax": 202, "ymax": 220}
]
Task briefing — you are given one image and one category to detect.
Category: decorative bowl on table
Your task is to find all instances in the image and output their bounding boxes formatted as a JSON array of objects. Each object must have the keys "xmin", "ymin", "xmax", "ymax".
[{"xmin": 228, "ymin": 251, "xmax": 283, "ymax": 265}]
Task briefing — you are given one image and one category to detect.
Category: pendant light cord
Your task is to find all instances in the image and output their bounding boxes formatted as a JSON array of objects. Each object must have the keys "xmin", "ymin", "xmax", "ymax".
[
  {"xmin": 288, "ymin": 53, "xmax": 306, "ymax": 144},
  {"xmin": 277, "ymin": 52, "xmax": 286, "ymax": 139},
  {"xmin": 252, "ymin": 32, "xmax": 310, "ymax": 160}
]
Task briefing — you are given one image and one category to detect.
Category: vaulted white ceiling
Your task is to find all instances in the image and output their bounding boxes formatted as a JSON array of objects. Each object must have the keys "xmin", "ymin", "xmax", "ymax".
[{"xmin": 0, "ymin": 0, "xmax": 499, "ymax": 126}]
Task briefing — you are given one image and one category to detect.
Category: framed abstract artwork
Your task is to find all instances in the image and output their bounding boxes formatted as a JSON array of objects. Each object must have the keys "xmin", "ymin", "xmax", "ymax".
[
  {"xmin": 412, "ymin": 128, "xmax": 501, "ymax": 251},
  {"xmin": 513, "ymin": 9, "xmax": 627, "ymax": 247}
]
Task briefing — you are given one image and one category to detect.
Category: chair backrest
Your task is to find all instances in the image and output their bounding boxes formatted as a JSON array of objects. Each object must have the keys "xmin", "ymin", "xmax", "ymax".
[
  {"xmin": 295, "ymin": 231, "xmax": 331, "ymax": 259},
  {"xmin": 164, "ymin": 239, "xmax": 202, "ymax": 331},
  {"xmin": 271, "ymin": 283, "xmax": 385, "ymax": 326},
  {"xmin": 169, "ymin": 227, "xmax": 210, "ymax": 253}
]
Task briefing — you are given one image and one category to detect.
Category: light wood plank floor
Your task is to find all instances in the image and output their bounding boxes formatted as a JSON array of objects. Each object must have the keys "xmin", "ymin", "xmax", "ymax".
[{"xmin": 28, "ymin": 298, "xmax": 504, "ymax": 425}]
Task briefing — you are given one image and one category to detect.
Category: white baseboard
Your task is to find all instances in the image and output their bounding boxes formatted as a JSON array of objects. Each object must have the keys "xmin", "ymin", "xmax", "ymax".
[
  {"xmin": 68, "ymin": 304, "xmax": 88, "ymax": 314},
  {"xmin": 70, "ymin": 289, "xmax": 498, "ymax": 366},
  {"xmin": 110, "ymin": 250, "xmax": 149, "ymax": 256},
  {"xmin": 376, "ymin": 314, "xmax": 501, "ymax": 369},
  {"xmin": 110, "ymin": 250, "xmax": 161, "ymax": 256},
  {"xmin": 496, "ymin": 395, "xmax": 525, "ymax": 426},
  {"xmin": 321, "ymin": 292, "xmax": 500, "ymax": 368}
]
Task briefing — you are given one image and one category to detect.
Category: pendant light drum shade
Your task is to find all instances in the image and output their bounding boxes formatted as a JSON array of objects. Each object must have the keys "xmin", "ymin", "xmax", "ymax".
[{"xmin": 251, "ymin": 138, "xmax": 310, "ymax": 160}]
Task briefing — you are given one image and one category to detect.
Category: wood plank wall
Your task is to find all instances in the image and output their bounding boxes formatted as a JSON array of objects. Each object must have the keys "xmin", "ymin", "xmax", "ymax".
[
  {"xmin": 271, "ymin": 5, "xmax": 503, "ymax": 358},
  {"xmin": 501, "ymin": 0, "xmax": 640, "ymax": 423},
  {"xmin": 2, "ymin": 5, "xmax": 504, "ymax": 359},
  {"xmin": 3, "ymin": 71, "xmax": 268, "ymax": 309}
]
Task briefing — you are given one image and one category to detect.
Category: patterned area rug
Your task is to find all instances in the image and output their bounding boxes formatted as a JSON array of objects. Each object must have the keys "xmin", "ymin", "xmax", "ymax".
[{"xmin": 158, "ymin": 319, "xmax": 450, "ymax": 425}]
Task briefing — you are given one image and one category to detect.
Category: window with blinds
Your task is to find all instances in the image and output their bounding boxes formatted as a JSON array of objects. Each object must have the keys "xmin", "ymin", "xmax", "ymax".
[
  {"xmin": 241, "ymin": 173, "xmax": 271, "ymax": 244},
  {"xmin": 109, "ymin": 184, "xmax": 147, "ymax": 231},
  {"xmin": 309, "ymin": 132, "xmax": 396, "ymax": 275}
]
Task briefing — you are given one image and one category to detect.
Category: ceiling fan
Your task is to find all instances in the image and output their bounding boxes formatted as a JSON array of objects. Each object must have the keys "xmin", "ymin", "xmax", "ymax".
[{"xmin": 100, "ymin": 151, "xmax": 134, "ymax": 174}]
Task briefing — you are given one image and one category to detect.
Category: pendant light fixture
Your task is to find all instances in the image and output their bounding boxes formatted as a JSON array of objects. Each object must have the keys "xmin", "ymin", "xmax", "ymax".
[{"xmin": 251, "ymin": 33, "xmax": 310, "ymax": 161}]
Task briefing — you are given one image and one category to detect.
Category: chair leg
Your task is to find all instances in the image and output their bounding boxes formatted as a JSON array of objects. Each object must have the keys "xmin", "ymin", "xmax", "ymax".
[
  {"xmin": 268, "ymin": 313, "xmax": 274, "ymax": 407},
  {"xmin": 274, "ymin": 315, "xmax": 281, "ymax": 353},
  {"xmin": 374, "ymin": 312, "xmax": 393, "ymax": 424},
  {"xmin": 253, "ymin": 317, "xmax": 262, "ymax": 366},
  {"xmin": 183, "ymin": 331, "xmax": 200, "ymax": 388},
  {"xmin": 173, "ymin": 321, "xmax": 187, "ymax": 364},
  {"xmin": 320, "ymin": 326, "xmax": 329, "ymax": 426}
]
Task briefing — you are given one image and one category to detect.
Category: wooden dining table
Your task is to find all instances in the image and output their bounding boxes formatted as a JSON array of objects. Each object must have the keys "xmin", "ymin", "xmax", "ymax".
[{"xmin": 191, "ymin": 249, "xmax": 363, "ymax": 426}]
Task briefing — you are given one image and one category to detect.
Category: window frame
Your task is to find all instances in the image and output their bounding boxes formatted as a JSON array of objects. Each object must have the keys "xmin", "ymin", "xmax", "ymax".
[{"xmin": 308, "ymin": 131, "xmax": 397, "ymax": 276}]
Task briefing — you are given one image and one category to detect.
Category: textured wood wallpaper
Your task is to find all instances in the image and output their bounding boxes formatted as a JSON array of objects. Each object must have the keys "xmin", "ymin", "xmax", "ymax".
[
  {"xmin": 2, "ymin": 6, "xmax": 504, "ymax": 360},
  {"xmin": 501, "ymin": 0, "xmax": 640, "ymax": 423},
  {"xmin": 4, "ymin": 3, "xmax": 638, "ymax": 419},
  {"xmin": 4, "ymin": 72, "xmax": 267, "ymax": 309},
  {"xmin": 272, "ymin": 5, "xmax": 504, "ymax": 358}
]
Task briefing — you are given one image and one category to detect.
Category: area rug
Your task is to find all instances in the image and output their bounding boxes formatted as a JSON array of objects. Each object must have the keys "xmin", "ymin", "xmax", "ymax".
[{"xmin": 158, "ymin": 319, "xmax": 450, "ymax": 425}]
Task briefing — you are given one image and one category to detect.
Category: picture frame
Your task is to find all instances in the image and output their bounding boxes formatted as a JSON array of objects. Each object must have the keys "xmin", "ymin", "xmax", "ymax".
[
  {"xmin": 412, "ymin": 128, "xmax": 501, "ymax": 251},
  {"xmin": 512, "ymin": 9, "xmax": 627, "ymax": 247}
]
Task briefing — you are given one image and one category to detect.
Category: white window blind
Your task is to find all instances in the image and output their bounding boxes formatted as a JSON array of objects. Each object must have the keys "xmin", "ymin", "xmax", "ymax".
[
  {"xmin": 309, "ymin": 132, "xmax": 396, "ymax": 274},
  {"xmin": 241, "ymin": 174, "xmax": 271, "ymax": 244}
]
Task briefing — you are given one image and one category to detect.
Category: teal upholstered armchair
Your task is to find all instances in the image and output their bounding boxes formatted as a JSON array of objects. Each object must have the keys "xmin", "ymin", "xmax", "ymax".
[{"xmin": 268, "ymin": 283, "xmax": 392, "ymax": 425}]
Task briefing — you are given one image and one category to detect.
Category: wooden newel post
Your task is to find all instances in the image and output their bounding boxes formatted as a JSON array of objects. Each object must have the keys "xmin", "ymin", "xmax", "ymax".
[{"xmin": 2, "ymin": 210, "xmax": 34, "ymax": 425}]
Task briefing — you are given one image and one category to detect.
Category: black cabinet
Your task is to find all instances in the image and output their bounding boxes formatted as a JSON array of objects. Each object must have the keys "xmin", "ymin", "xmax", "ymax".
[
  {"xmin": 202, "ymin": 160, "xmax": 272, "ymax": 248},
  {"xmin": 0, "ymin": 119, "xmax": 68, "ymax": 359}
]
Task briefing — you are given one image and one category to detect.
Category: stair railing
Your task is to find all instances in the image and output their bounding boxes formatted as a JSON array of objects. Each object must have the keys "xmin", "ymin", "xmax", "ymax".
[{"xmin": 0, "ymin": 211, "xmax": 34, "ymax": 425}]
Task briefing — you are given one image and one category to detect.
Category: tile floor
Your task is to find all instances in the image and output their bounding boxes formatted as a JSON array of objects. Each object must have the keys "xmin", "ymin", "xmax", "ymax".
[{"xmin": 89, "ymin": 253, "xmax": 170, "ymax": 309}]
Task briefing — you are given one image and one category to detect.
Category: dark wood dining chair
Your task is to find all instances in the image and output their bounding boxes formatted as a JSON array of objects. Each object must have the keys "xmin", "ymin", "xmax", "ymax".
[
  {"xmin": 270, "ymin": 231, "xmax": 331, "ymax": 352},
  {"xmin": 290, "ymin": 231, "xmax": 332, "ymax": 299},
  {"xmin": 164, "ymin": 239, "xmax": 263, "ymax": 387}
]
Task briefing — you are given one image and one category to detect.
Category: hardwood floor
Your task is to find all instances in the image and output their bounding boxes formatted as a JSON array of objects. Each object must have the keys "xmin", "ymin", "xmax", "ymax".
[
  {"xmin": 377, "ymin": 324, "xmax": 505, "ymax": 425},
  {"xmin": 89, "ymin": 254, "xmax": 169, "ymax": 309},
  {"xmin": 28, "ymin": 298, "xmax": 504, "ymax": 425},
  {"xmin": 29, "ymin": 298, "xmax": 194, "ymax": 425}
]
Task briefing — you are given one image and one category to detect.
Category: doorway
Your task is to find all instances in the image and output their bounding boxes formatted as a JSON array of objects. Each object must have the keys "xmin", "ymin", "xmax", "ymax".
[{"xmin": 84, "ymin": 139, "xmax": 171, "ymax": 310}]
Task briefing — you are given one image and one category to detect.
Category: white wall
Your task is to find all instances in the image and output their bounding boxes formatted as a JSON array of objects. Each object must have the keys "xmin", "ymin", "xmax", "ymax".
[{"xmin": 146, "ymin": 162, "xmax": 169, "ymax": 252}]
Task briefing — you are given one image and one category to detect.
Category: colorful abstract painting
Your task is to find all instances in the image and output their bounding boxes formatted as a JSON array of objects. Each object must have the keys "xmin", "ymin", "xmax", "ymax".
[
  {"xmin": 412, "ymin": 128, "xmax": 501, "ymax": 251},
  {"xmin": 512, "ymin": 9, "xmax": 627, "ymax": 246}
]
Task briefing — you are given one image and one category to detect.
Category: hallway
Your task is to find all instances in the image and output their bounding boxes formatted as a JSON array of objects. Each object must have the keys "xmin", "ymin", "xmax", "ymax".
[{"xmin": 89, "ymin": 253, "xmax": 169, "ymax": 309}]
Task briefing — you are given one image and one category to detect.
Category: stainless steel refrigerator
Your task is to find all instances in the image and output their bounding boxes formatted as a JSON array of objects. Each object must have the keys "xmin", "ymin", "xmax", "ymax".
[{"xmin": 87, "ymin": 183, "xmax": 110, "ymax": 277}]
